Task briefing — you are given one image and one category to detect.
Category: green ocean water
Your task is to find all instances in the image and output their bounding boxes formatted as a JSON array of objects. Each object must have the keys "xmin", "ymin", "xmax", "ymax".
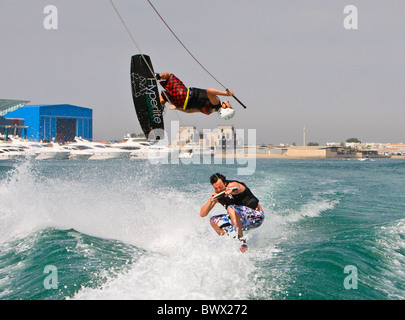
[{"xmin": 0, "ymin": 158, "xmax": 404, "ymax": 300}]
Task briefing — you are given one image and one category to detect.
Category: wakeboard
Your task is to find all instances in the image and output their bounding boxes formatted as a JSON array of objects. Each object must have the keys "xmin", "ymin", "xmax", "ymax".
[{"xmin": 130, "ymin": 54, "xmax": 164, "ymax": 140}]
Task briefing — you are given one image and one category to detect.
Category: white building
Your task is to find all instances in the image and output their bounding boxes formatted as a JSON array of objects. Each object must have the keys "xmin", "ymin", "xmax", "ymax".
[{"xmin": 171, "ymin": 125, "xmax": 243, "ymax": 154}]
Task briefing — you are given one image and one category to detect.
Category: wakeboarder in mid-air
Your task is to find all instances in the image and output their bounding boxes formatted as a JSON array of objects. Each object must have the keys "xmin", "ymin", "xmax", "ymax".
[
  {"xmin": 156, "ymin": 72, "xmax": 236, "ymax": 120},
  {"xmin": 200, "ymin": 173, "xmax": 265, "ymax": 252}
]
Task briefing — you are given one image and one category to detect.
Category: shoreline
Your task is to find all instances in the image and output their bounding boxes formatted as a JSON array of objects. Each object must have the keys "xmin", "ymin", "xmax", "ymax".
[
  {"xmin": 211, "ymin": 145, "xmax": 395, "ymax": 160},
  {"xmin": 214, "ymin": 154, "xmax": 395, "ymax": 160}
]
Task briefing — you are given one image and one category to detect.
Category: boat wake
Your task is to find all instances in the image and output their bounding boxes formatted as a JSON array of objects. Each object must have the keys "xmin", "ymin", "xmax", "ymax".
[{"xmin": 2, "ymin": 159, "xmax": 384, "ymax": 300}]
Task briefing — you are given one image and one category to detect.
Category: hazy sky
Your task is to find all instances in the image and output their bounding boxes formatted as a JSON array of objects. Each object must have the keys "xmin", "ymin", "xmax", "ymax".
[{"xmin": 1, "ymin": 0, "xmax": 404, "ymax": 144}]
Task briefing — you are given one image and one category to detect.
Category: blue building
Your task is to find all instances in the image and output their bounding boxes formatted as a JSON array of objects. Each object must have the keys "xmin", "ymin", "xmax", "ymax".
[
  {"xmin": 0, "ymin": 99, "xmax": 29, "ymax": 138},
  {"xmin": 4, "ymin": 104, "xmax": 93, "ymax": 142}
]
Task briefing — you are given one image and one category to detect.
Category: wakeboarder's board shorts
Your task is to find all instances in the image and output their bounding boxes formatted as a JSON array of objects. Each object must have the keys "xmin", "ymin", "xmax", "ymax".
[
  {"xmin": 211, "ymin": 205, "xmax": 264, "ymax": 233},
  {"xmin": 160, "ymin": 74, "xmax": 188, "ymax": 108},
  {"xmin": 160, "ymin": 75, "xmax": 215, "ymax": 114}
]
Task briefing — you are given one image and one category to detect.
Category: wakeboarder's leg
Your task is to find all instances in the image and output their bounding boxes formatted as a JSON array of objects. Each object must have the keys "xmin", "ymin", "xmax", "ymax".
[
  {"xmin": 227, "ymin": 206, "xmax": 243, "ymax": 239},
  {"xmin": 157, "ymin": 72, "xmax": 171, "ymax": 80},
  {"xmin": 210, "ymin": 218, "xmax": 226, "ymax": 235}
]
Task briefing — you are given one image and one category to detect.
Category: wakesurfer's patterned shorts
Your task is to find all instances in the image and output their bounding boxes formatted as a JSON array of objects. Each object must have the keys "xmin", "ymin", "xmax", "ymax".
[
  {"xmin": 160, "ymin": 74, "xmax": 188, "ymax": 108},
  {"xmin": 211, "ymin": 205, "xmax": 265, "ymax": 233}
]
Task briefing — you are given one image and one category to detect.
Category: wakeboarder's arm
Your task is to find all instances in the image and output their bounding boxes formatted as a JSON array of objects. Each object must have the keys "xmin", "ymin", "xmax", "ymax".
[
  {"xmin": 159, "ymin": 94, "xmax": 166, "ymax": 106},
  {"xmin": 200, "ymin": 193, "xmax": 218, "ymax": 217},
  {"xmin": 206, "ymin": 89, "xmax": 234, "ymax": 105},
  {"xmin": 224, "ymin": 181, "xmax": 245, "ymax": 197},
  {"xmin": 226, "ymin": 182, "xmax": 263, "ymax": 212},
  {"xmin": 169, "ymin": 106, "xmax": 201, "ymax": 113},
  {"xmin": 206, "ymin": 88, "xmax": 234, "ymax": 97}
]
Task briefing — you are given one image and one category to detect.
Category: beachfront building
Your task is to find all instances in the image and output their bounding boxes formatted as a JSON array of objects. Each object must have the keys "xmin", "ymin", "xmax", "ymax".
[
  {"xmin": 282, "ymin": 146, "xmax": 339, "ymax": 158},
  {"xmin": 384, "ymin": 143, "xmax": 405, "ymax": 156},
  {"xmin": 345, "ymin": 141, "xmax": 390, "ymax": 150},
  {"xmin": 214, "ymin": 126, "xmax": 239, "ymax": 154},
  {"xmin": 0, "ymin": 99, "xmax": 30, "ymax": 139},
  {"xmin": 4, "ymin": 104, "xmax": 93, "ymax": 142},
  {"xmin": 172, "ymin": 125, "xmax": 243, "ymax": 154},
  {"xmin": 171, "ymin": 126, "xmax": 199, "ymax": 149},
  {"xmin": 326, "ymin": 142, "xmax": 344, "ymax": 147}
]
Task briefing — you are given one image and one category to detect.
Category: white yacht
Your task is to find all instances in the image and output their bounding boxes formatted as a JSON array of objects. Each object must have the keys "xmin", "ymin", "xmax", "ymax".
[
  {"xmin": 50, "ymin": 143, "xmax": 93, "ymax": 160},
  {"xmin": 147, "ymin": 144, "xmax": 178, "ymax": 160},
  {"xmin": 111, "ymin": 138, "xmax": 177, "ymax": 160},
  {"xmin": 70, "ymin": 137, "xmax": 132, "ymax": 160},
  {"xmin": 0, "ymin": 148, "xmax": 8, "ymax": 160},
  {"xmin": 178, "ymin": 148, "xmax": 193, "ymax": 159},
  {"xmin": 6, "ymin": 138, "xmax": 69, "ymax": 160},
  {"xmin": 31, "ymin": 143, "xmax": 70, "ymax": 160},
  {"xmin": 0, "ymin": 146, "xmax": 27, "ymax": 160},
  {"xmin": 110, "ymin": 138, "xmax": 152, "ymax": 158},
  {"xmin": 179, "ymin": 142, "xmax": 213, "ymax": 159}
]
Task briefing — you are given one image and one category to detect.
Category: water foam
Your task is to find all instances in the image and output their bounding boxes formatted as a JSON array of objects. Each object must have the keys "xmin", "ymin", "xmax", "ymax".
[
  {"xmin": 375, "ymin": 219, "xmax": 405, "ymax": 299},
  {"xmin": 1, "ymin": 160, "xmax": 263, "ymax": 299},
  {"xmin": 0, "ymin": 160, "xmax": 45, "ymax": 243},
  {"xmin": 73, "ymin": 235, "xmax": 257, "ymax": 300},
  {"xmin": 0, "ymin": 159, "xmax": 341, "ymax": 300}
]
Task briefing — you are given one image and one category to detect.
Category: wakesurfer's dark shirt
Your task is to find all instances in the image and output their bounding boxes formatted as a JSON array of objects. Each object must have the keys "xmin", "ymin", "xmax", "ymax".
[{"xmin": 217, "ymin": 180, "xmax": 260, "ymax": 210}]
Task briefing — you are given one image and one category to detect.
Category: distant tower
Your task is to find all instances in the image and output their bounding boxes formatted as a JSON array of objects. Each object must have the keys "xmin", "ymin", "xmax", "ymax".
[{"xmin": 303, "ymin": 126, "xmax": 306, "ymax": 146}]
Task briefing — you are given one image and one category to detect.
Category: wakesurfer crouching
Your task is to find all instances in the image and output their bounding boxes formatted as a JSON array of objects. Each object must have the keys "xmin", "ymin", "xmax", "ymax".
[{"xmin": 200, "ymin": 173, "xmax": 265, "ymax": 252}]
